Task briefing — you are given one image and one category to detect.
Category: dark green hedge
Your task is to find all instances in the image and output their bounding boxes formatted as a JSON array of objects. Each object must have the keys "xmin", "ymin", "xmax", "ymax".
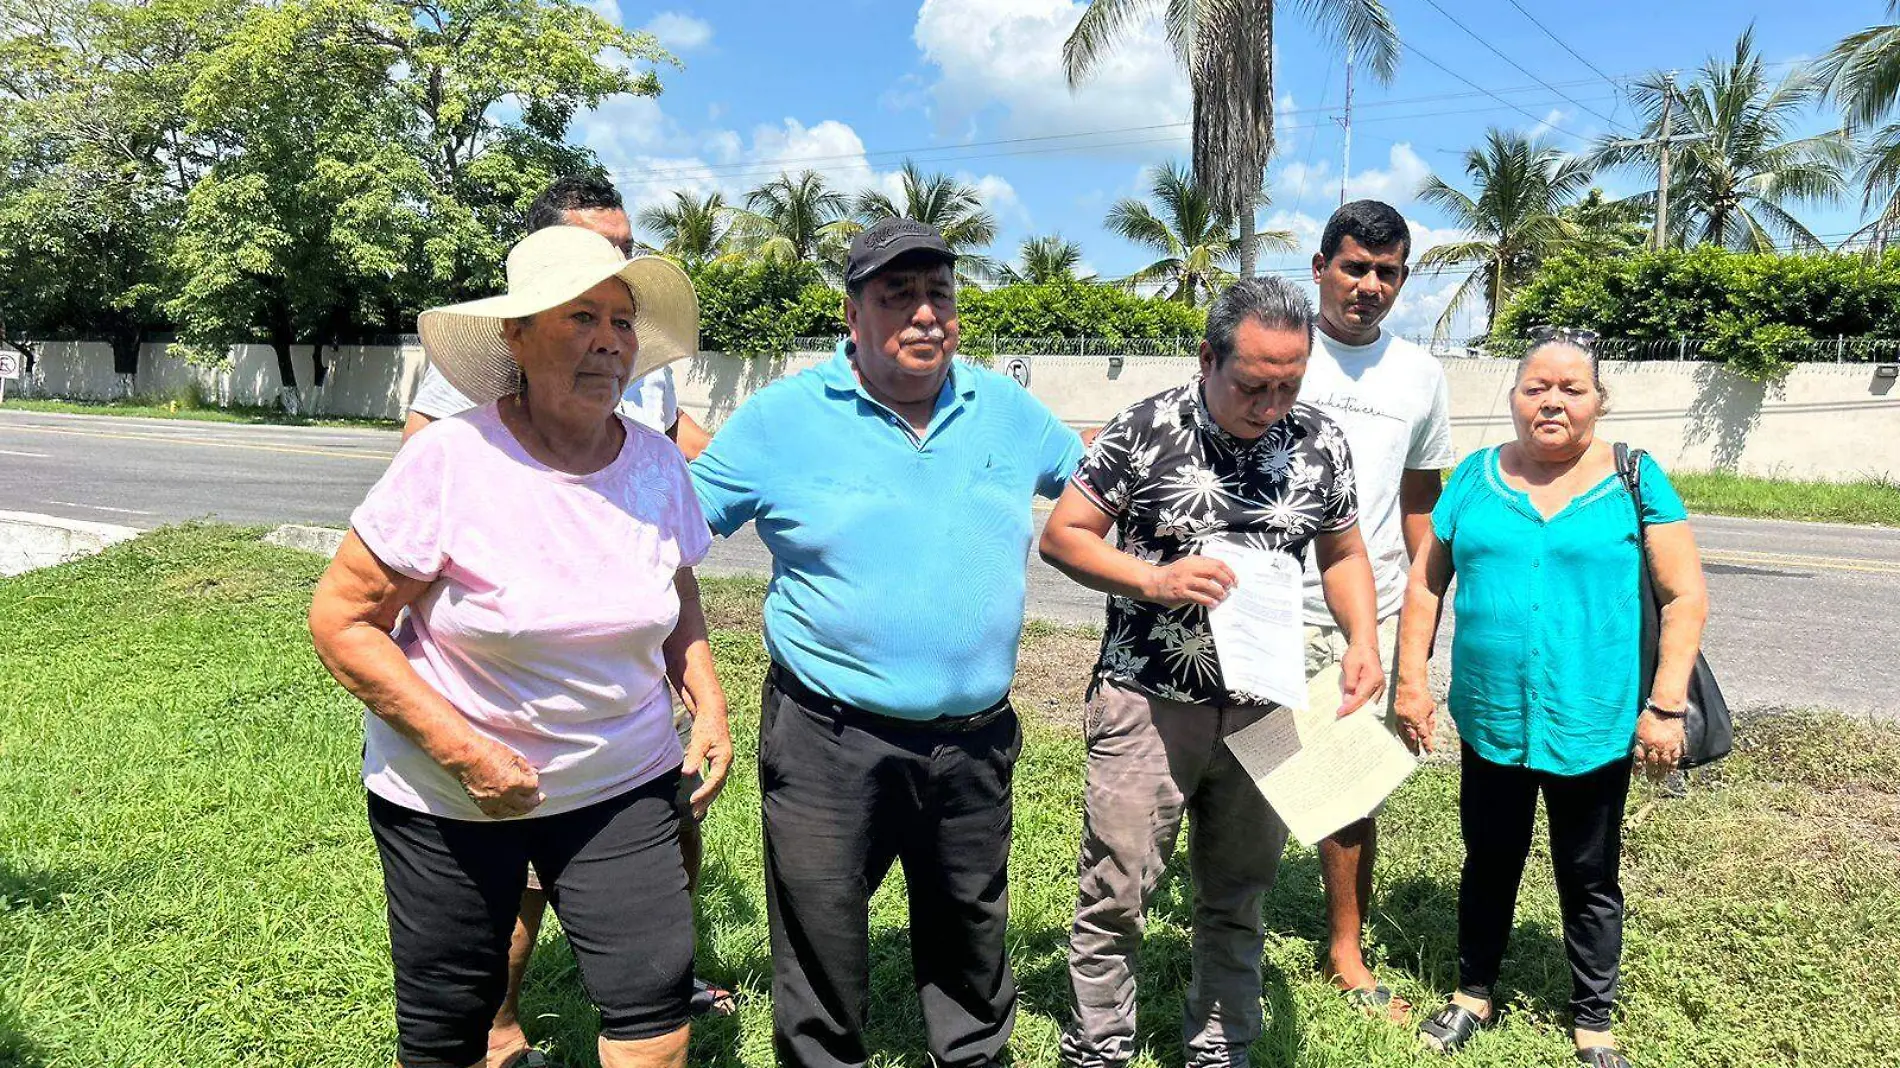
[
  {"xmin": 688, "ymin": 264, "xmax": 1204, "ymax": 357},
  {"xmin": 1495, "ymin": 248, "xmax": 1900, "ymax": 380},
  {"xmin": 957, "ymin": 281, "xmax": 1206, "ymax": 347}
]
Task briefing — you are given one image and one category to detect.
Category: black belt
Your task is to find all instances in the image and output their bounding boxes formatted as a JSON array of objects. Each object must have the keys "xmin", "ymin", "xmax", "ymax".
[{"xmin": 766, "ymin": 663, "xmax": 1013, "ymax": 734}]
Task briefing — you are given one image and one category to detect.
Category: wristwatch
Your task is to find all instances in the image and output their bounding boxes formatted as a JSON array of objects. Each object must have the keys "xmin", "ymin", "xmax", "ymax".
[{"xmin": 1643, "ymin": 699, "xmax": 1688, "ymax": 719}]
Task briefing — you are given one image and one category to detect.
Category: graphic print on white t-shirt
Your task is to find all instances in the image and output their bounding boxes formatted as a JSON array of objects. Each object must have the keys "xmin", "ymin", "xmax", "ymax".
[{"xmin": 1298, "ymin": 330, "xmax": 1455, "ymax": 624}]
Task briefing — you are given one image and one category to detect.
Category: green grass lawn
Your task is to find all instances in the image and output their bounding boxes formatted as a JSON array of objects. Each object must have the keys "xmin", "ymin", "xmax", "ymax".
[
  {"xmin": 1, "ymin": 396, "xmax": 400, "ymax": 430},
  {"xmin": 3, "ymin": 525, "xmax": 1896, "ymax": 1067},
  {"xmin": 1668, "ymin": 470, "xmax": 1900, "ymax": 527}
]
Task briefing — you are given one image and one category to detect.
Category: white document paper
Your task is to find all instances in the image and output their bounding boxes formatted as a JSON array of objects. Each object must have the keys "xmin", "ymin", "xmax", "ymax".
[
  {"xmin": 1223, "ymin": 659, "xmax": 1419, "ymax": 848},
  {"xmin": 1199, "ymin": 539, "xmax": 1307, "ymax": 711}
]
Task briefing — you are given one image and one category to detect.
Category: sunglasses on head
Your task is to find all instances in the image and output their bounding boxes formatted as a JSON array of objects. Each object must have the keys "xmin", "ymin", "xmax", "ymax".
[{"xmin": 1527, "ymin": 325, "xmax": 1600, "ymax": 349}]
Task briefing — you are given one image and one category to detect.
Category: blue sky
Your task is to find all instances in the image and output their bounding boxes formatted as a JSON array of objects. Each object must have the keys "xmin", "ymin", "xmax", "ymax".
[{"xmin": 575, "ymin": 1, "xmax": 1883, "ymax": 338}]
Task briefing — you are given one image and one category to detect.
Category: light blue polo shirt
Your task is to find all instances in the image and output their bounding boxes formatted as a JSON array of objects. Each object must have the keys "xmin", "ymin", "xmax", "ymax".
[{"xmin": 691, "ymin": 343, "xmax": 1083, "ymax": 720}]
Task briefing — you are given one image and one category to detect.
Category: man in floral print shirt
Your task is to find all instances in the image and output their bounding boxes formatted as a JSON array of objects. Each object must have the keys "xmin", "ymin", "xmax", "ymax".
[{"xmin": 1040, "ymin": 276, "xmax": 1384, "ymax": 1068}]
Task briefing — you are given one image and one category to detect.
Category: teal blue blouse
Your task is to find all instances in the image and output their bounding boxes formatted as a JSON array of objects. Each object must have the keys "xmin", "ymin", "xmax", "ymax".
[{"xmin": 1432, "ymin": 446, "xmax": 1688, "ymax": 776}]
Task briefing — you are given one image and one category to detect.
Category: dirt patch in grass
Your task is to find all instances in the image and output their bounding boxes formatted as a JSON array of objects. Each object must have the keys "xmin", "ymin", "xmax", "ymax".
[
  {"xmin": 1010, "ymin": 620, "xmax": 1103, "ymax": 732},
  {"xmin": 699, "ymin": 575, "xmax": 767, "ymax": 633}
]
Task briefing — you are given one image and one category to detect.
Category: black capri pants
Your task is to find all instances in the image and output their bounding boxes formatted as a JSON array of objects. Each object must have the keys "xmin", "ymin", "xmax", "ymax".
[
  {"xmin": 1456, "ymin": 744, "xmax": 1632, "ymax": 1032},
  {"xmin": 368, "ymin": 772, "xmax": 694, "ymax": 1068}
]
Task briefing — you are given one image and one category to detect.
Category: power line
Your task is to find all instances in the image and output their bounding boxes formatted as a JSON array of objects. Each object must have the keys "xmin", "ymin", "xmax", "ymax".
[
  {"xmin": 1502, "ymin": 0, "xmax": 1623, "ymax": 91},
  {"xmin": 603, "ymin": 75, "xmax": 1626, "ymax": 187},
  {"xmin": 1290, "ymin": 62, "xmax": 1336, "ymax": 214},
  {"xmin": 1396, "ymin": 38, "xmax": 1595, "ymax": 143},
  {"xmin": 1413, "ymin": 0, "xmax": 1625, "ymax": 130},
  {"xmin": 602, "ymin": 57, "xmax": 1813, "ymax": 189},
  {"xmin": 603, "ymin": 92, "xmax": 1620, "ymax": 190}
]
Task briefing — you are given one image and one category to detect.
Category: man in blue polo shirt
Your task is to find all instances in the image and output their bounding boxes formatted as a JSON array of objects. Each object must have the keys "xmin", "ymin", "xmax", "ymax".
[{"xmin": 691, "ymin": 218, "xmax": 1083, "ymax": 1068}]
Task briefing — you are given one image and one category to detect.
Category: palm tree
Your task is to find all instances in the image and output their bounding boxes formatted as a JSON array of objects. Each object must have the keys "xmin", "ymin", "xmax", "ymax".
[
  {"xmin": 1108, "ymin": 162, "xmax": 1293, "ymax": 307},
  {"xmin": 728, "ymin": 170, "xmax": 849, "ymax": 265},
  {"xmin": 1416, "ymin": 129, "xmax": 1593, "ymax": 336},
  {"xmin": 999, "ymin": 235, "xmax": 1091, "ymax": 285},
  {"xmin": 1560, "ymin": 188, "xmax": 1651, "ymax": 258},
  {"xmin": 850, "ymin": 161, "xmax": 1002, "ymax": 279},
  {"xmin": 1818, "ymin": 3, "xmax": 1900, "ymax": 249},
  {"xmin": 1064, "ymin": 0, "xmax": 1400, "ymax": 279},
  {"xmin": 634, "ymin": 190, "xmax": 733, "ymax": 268},
  {"xmin": 1592, "ymin": 29, "xmax": 1851, "ymax": 252}
]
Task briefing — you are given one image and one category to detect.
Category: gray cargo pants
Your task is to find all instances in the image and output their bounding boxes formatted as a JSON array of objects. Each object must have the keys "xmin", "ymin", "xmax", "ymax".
[{"xmin": 1061, "ymin": 680, "xmax": 1290, "ymax": 1068}]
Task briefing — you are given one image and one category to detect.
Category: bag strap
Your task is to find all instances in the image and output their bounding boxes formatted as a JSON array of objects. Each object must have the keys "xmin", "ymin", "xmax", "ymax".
[{"xmin": 1614, "ymin": 442, "xmax": 1648, "ymax": 540}]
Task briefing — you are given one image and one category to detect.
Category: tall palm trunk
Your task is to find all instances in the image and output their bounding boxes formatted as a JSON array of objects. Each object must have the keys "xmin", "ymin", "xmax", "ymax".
[
  {"xmin": 1238, "ymin": 207, "xmax": 1258, "ymax": 279},
  {"xmin": 1192, "ymin": 0, "xmax": 1272, "ymax": 281}
]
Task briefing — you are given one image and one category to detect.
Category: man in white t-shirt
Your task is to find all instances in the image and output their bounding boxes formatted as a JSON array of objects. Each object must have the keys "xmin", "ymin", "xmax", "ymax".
[
  {"xmin": 1300, "ymin": 199, "xmax": 1455, "ymax": 1019},
  {"xmin": 408, "ymin": 360, "xmax": 698, "ymax": 451}
]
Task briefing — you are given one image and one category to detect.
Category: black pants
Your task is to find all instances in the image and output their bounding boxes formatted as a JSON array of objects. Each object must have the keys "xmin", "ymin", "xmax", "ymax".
[
  {"xmin": 759, "ymin": 667, "xmax": 1022, "ymax": 1068},
  {"xmin": 1456, "ymin": 744, "xmax": 1632, "ymax": 1031},
  {"xmin": 367, "ymin": 774, "xmax": 694, "ymax": 1068}
]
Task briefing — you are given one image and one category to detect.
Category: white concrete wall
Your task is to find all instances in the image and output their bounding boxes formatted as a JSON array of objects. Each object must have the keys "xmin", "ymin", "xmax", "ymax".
[
  {"xmin": 676, "ymin": 352, "xmax": 1900, "ymax": 482},
  {"xmin": 14, "ymin": 340, "xmax": 431, "ymax": 420},
  {"xmin": 13, "ymin": 342, "xmax": 1899, "ymax": 480}
]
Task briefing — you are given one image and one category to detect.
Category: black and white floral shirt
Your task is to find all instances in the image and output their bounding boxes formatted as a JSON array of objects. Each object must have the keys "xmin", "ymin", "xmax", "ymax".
[{"xmin": 1074, "ymin": 378, "xmax": 1359, "ymax": 707}]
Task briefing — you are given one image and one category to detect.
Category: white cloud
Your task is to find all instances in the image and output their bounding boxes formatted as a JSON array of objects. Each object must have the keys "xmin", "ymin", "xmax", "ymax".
[
  {"xmin": 584, "ymin": 0, "xmax": 622, "ymax": 25},
  {"xmin": 912, "ymin": 0, "xmax": 1189, "ymax": 144},
  {"xmin": 642, "ymin": 11, "xmax": 713, "ymax": 52},
  {"xmin": 573, "ymin": 105, "xmax": 1027, "ymax": 246},
  {"xmin": 1271, "ymin": 143, "xmax": 1435, "ymax": 209},
  {"xmin": 1528, "ymin": 108, "xmax": 1570, "ymax": 142}
]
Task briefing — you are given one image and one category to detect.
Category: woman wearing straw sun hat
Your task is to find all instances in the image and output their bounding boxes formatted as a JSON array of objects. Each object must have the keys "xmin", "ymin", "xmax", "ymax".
[{"xmin": 310, "ymin": 225, "xmax": 728, "ymax": 1068}]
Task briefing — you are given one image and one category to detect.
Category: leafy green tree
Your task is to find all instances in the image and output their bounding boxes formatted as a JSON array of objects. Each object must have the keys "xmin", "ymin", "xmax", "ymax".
[
  {"xmin": 0, "ymin": 0, "xmax": 243, "ymax": 371},
  {"xmin": 1593, "ymin": 28, "xmax": 1851, "ymax": 253},
  {"xmin": 165, "ymin": 0, "xmax": 672, "ymax": 397},
  {"xmin": 1818, "ymin": 2, "xmax": 1900, "ymax": 248},
  {"xmin": 1063, "ymin": 0, "xmax": 1399, "ymax": 278},
  {"xmin": 1560, "ymin": 188, "xmax": 1651, "ymax": 258},
  {"xmin": 998, "ymin": 235, "xmax": 1091, "ymax": 285},
  {"xmin": 1107, "ymin": 162, "xmax": 1292, "ymax": 307},
  {"xmin": 1416, "ymin": 129, "xmax": 1593, "ymax": 336},
  {"xmin": 637, "ymin": 190, "xmax": 734, "ymax": 268},
  {"xmin": 729, "ymin": 170, "xmax": 849, "ymax": 266}
]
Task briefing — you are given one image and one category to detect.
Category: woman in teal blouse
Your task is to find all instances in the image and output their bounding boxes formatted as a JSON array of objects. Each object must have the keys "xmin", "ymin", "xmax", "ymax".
[{"xmin": 1393, "ymin": 335, "xmax": 1709, "ymax": 1068}]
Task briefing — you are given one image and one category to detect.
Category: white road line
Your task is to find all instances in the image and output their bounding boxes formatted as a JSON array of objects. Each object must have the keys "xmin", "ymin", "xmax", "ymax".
[
  {"xmin": 0, "ymin": 448, "xmax": 50, "ymax": 458},
  {"xmin": 45, "ymin": 500, "xmax": 156, "ymax": 517}
]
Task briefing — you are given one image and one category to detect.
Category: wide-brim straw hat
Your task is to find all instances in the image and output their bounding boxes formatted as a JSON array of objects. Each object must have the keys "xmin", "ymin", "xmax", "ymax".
[{"xmin": 418, "ymin": 225, "xmax": 699, "ymax": 405}]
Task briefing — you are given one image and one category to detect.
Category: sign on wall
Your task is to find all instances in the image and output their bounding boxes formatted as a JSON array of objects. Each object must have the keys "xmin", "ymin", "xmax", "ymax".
[{"xmin": 1002, "ymin": 356, "xmax": 1031, "ymax": 387}]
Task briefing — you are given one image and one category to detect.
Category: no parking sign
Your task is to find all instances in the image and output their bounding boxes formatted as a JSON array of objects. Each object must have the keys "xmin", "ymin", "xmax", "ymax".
[
  {"xmin": 1002, "ymin": 356, "xmax": 1031, "ymax": 387},
  {"xmin": 0, "ymin": 347, "xmax": 20, "ymax": 404}
]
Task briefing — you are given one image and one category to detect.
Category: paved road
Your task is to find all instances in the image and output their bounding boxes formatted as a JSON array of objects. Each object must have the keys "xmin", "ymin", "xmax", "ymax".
[{"xmin": 4, "ymin": 409, "xmax": 1896, "ymax": 717}]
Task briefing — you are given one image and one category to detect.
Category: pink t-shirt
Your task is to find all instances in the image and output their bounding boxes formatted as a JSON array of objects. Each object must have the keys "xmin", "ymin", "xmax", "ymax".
[{"xmin": 351, "ymin": 402, "xmax": 712, "ymax": 820}]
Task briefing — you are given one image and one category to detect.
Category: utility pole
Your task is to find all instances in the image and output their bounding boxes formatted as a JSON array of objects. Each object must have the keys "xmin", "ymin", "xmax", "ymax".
[
  {"xmin": 1340, "ymin": 44, "xmax": 1355, "ymax": 206},
  {"xmin": 1653, "ymin": 71, "xmax": 1674, "ymax": 250},
  {"xmin": 1605, "ymin": 71, "xmax": 1708, "ymax": 251}
]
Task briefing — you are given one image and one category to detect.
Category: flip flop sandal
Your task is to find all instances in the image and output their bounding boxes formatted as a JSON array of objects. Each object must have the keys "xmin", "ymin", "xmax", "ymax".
[
  {"xmin": 1342, "ymin": 985, "xmax": 1410, "ymax": 1020},
  {"xmin": 1575, "ymin": 1047, "xmax": 1632, "ymax": 1068},
  {"xmin": 688, "ymin": 977, "xmax": 738, "ymax": 1017},
  {"xmin": 1418, "ymin": 1002, "xmax": 1494, "ymax": 1054},
  {"xmin": 494, "ymin": 1049, "xmax": 547, "ymax": 1068}
]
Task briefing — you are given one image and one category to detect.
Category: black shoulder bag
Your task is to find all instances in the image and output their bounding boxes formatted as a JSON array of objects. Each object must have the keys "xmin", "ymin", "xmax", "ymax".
[{"xmin": 1615, "ymin": 443, "xmax": 1732, "ymax": 768}]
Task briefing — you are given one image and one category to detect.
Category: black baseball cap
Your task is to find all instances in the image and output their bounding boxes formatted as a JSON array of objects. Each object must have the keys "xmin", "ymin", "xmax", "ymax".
[{"xmin": 845, "ymin": 217, "xmax": 956, "ymax": 286}]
